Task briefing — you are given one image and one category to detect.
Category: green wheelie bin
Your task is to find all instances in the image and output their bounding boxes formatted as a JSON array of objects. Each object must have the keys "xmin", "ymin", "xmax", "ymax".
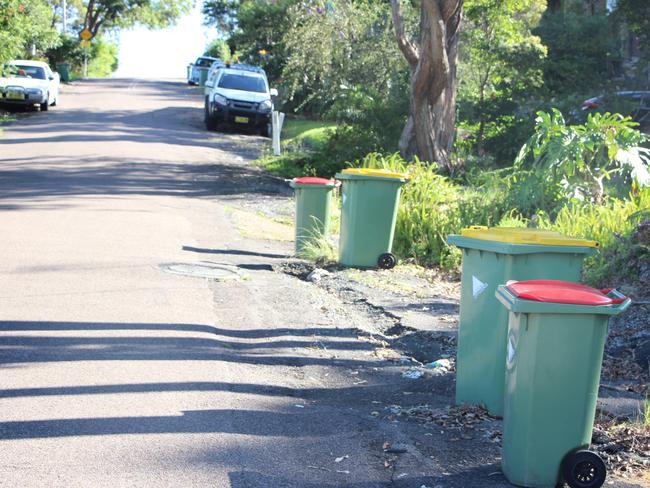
[
  {"xmin": 447, "ymin": 227, "xmax": 598, "ymax": 416},
  {"xmin": 335, "ymin": 168, "xmax": 408, "ymax": 269},
  {"xmin": 199, "ymin": 69, "xmax": 209, "ymax": 87},
  {"xmin": 496, "ymin": 280, "xmax": 631, "ymax": 488},
  {"xmin": 289, "ymin": 177, "xmax": 337, "ymax": 256},
  {"xmin": 57, "ymin": 63, "xmax": 70, "ymax": 82}
]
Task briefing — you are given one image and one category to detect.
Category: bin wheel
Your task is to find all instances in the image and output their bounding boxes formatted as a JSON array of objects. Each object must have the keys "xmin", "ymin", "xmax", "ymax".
[
  {"xmin": 561, "ymin": 450, "xmax": 606, "ymax": 488},
  {"xmin": 377, "ymin": 253, "xmax": 396, "ymax": 270}
]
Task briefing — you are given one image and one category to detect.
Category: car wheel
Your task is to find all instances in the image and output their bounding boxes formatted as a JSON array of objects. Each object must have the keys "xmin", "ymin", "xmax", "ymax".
[
  {"xmin": 261, "ymin": 122, "xmax": 272, "ymax": 138},
  {"xmin": 204, "ymin": 98, "xmax": 218, "ymax": 131},
  {"xmin": 40, "ymin": 96, "xmax": 49, "ymax": 111},
  {"xmin": 51, "ymin": 96, "xmax": 57, "ymax": 107}
]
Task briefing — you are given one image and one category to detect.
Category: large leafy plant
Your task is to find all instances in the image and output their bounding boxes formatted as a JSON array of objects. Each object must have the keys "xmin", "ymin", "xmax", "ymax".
[{"xmin": 515, "ymin": 109, "xmax": 649, "ymax": 202}]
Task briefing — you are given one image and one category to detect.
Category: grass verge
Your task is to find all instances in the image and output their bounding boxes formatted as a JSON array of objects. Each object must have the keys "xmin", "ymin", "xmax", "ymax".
[{"xmin": 256, "ymin": 119, "xmax": 337, "ymax": 178}]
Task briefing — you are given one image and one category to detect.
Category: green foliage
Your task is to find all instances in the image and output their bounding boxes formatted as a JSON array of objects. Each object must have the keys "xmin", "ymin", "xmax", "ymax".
[
  {"xmin": 204, "ymin": 38, "xmax": 231, "ymax": 61},
  {"xmin": 203, "ymin": 0, "xmax": 296, "ymax": 82},
  {"xmin": 86, "ymin": 38, "xmax": 119, "ymax": 77},
  {"xmin": 281, "ymin": 119, "xmax": 336, "ymax": 144},
  {"xmin": 516, "ymin": 109, "xmax": 649, "ymax": 202},
  {"xmin": 613, "ymin": 0, "xmax": 650, "ymax": 50},
  {"xmin": 528, "ymin": 190, "xmax": 650, "ymax": 285},
  {"xmin": 282, "ymin": 0, "xmax": 406, "ymax": 113},
  {"xmin": 80, "ymin": 0, "xmax": 193, "ymax": 38},
  {"xmin": 456, "ymin": 0, "xmax": 547, "ymax": 165},
  {"xmin": 0, "ymin": 0, "xmax": 60, "ymax": 65},
  {"xmin": 534, "ymin": 10, "xmax": 619, "ymax": 96}
]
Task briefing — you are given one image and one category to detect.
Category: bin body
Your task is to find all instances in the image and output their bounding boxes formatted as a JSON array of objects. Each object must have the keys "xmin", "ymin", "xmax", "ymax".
[
  {"xmin": 290, "ymin": 177, "xmax": 336, "ymax": 256},
  {"xmin": 199, "ymin": 69, "xmax": 209, "ymax": 87},
  {"xmin": 57, "ymin": 63, "xmax": 70, "ymax": 82},
  {"xmin": 496, "ymin": 283, "xmax": 629, "ymax": 487},
  {"xmin": 447, "ymin": 228, "xmax": 598, "ymax": 416},
  {"xmin": 335, "ymin": 169, "xmax": 407, "ymax": 268}
]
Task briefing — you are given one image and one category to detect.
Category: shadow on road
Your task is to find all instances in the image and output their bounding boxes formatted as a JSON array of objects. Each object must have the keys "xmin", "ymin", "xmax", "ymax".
[
  {"xmin": 0, "ymin": 320, "xmax": 377, "ymax": 367},
  {"xmin": 0, "ymin": 155, "xmax": 289, "ymax": 207},
  {"xmin": 182, "ymin": 245, "xmax": 288, "ymax": 259}
]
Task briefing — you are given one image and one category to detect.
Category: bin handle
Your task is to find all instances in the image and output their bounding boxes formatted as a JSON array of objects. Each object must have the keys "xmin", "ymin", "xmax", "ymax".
[{"xmin": 603, "ymin": 288, "xmax": 631, "ymax": 307}]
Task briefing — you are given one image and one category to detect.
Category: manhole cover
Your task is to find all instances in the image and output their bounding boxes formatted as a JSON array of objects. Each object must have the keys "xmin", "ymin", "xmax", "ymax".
[{"xmin": 158, "ymin": 263, "xmax": 240, "ymax": 281}]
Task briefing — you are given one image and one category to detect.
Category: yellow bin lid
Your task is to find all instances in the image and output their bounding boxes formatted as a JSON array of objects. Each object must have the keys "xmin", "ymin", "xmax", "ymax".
[
  {"xmin": 460, "ymin": 226, "xmax": 599, "ymax": 248},
  {"xmin": 341, "ymin": 168, "xmax": 408, "ymax": 180}
]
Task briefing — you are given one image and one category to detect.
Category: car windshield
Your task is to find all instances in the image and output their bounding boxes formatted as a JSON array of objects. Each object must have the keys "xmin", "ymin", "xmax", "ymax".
[
  {"xmin": 218, "ymin": 74, "xmax": 266, "ymax": 93},
  {"xmin": 5, "ymin": 65, "xmax": 46, "ymax": 80},
  {"xmin": 196, "ymin": 58, "xmax": 215, "ymax": 67}
]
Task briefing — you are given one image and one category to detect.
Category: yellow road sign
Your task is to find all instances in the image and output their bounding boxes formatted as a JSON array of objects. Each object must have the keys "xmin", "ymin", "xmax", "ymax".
[
  {"xmin": 81, "ymin": 40, "xmax": 91, "ymax": 49},
  {"xmin": 80, "ymin": 28, "xmax": 92, "ymax": 41}
]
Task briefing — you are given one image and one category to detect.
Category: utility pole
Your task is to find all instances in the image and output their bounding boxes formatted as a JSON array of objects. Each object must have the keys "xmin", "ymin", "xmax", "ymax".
[{"xmin": 62, "ymin": 0, "xmax": 67, "ymax": 33}]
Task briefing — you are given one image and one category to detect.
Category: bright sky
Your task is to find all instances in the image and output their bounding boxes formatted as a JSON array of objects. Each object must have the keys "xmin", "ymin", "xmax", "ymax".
[{"xmin": 114, "ymin": 3, "xmax": 214, "ymax": 79}]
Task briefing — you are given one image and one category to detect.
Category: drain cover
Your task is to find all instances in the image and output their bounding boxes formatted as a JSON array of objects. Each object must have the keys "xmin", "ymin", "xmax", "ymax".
[{"xmin": 159, "ymin": 263, "xmax": 240, "ymax": 280}]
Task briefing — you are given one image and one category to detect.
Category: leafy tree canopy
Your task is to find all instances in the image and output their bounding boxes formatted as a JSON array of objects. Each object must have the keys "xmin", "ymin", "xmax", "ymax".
[
  {"xmin": 0, "ymin": 0, "xmax": 60, "ymax": 65},
  {"xmin": 79, "ymin": 0, "xmax": 193, "ymax": 38}
]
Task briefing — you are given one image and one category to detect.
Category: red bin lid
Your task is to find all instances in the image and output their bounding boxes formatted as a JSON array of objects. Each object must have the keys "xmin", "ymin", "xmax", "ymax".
[
  {"xmin": 505, "ymin": 280, "xmax": 623, "ymax": 306},
  {"xmin": 293, "ymin": 177, "xmax": 335, "ymax": 185}
]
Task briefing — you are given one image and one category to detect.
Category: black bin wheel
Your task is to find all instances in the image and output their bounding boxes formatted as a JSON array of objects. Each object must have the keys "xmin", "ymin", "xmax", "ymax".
[
  {"xmin": 561, "ymin": 450, "xmax": 606, "ymax": 488},
  {"xmin": 377, "ymin": 253, "xmax": 396, "ymax": 270}
]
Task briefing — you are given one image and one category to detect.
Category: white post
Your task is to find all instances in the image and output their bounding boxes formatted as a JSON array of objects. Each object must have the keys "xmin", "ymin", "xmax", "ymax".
[
  {"xmin": 62, "ymin": 0, "xmax": 67, "ymax": 33},
  {"xmin": 272, "ymin": 111, "xmax": 285, "ymax": 156}
]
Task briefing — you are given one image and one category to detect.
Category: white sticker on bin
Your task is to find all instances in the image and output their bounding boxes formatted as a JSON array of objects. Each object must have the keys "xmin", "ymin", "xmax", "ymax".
[
  {"xmin": 472, "ymin": 275, "xmax": 488, "ymax": 299},
  {"xmin": 507, "ymin": 334, "xmax": 516, "ymax": 365}
]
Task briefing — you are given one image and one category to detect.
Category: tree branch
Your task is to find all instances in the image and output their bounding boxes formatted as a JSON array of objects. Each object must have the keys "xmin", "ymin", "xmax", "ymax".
[
  {"xmin": 390, "ymin": 0, "xmax": 419, "ymax": 67},
  {"xmin": 441, "ymin": 0, "xmax": 462, "ymax": 24},
  {"xmin": 84, "ymin": 0, "xmax": 95, "ymax": 31}
]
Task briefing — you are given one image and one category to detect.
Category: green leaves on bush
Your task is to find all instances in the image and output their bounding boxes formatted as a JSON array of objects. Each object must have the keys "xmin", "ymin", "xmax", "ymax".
[{"xmin": 515, "ymin": 109, "xmax": 650, "ymax": 202}]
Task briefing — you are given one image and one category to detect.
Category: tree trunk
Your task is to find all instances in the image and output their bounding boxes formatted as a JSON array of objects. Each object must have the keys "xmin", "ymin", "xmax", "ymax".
[{"xmin": 391, "ymin": 0, "xmax": 463, "ymax": 173}]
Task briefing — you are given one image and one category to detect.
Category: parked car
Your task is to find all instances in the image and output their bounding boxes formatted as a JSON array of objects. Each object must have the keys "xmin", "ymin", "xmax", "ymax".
[
  {"xmin": 187, "ymin": 56, "xmax": 219, "ymax": 85},
  {"xmin": 204, "ymin": 63, "xmax": 278, "ymax": 137},
  {"xmin": 580, "ymin": 91, "xmax": 650, "ymax": 131},
  {"xmin": 0, "ymin": 60, "xmax": 60, "ymax": 111}
]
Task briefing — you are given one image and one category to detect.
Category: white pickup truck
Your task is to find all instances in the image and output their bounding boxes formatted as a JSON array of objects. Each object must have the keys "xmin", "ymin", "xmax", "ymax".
[
  {"xmin": 204, "ymin": 63, "xmax": 277, "ymax": 137},
  {"xmin": 0, "ymin": 60, "xmax": 60, "ymax": 111}
]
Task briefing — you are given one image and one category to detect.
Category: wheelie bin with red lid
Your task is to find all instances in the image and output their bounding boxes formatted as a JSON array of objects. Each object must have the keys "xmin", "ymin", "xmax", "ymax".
[
  {"xmin": 496, "ymin": 280, "xmax": 630, "ymax": 488},
  {"xmin": 289, "ymin": 177, "xmax": 337, "ymax": 256}
]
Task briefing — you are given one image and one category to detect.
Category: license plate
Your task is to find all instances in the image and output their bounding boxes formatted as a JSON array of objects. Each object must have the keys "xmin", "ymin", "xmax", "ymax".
[
  {"xmin": 234, "ymin": 116, "xmax": 249, "ymax": 124},
  {"xmin": 7, "ymin": 92, "xmax": 24, "ymax": 100}
]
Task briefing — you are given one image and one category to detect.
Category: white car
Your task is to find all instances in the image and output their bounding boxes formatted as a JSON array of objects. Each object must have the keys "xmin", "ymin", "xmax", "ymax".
[
  {"xmin": 204, "ymin": 63, "xmax": 278, "ymax": 137},
  {"xmin": 0, "ymin": 60, "xmax": 60, "ymax": 111}
]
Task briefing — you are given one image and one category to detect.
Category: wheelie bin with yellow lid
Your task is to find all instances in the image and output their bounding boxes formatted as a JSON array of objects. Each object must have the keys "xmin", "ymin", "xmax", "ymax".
[
  {"xmin": 496, "ymin": 280, "xmax": 630, "ymax": 488},
  {"xmin": 289, "ymin": 177, "xmax": 337, "ymax": 256},
  {"xmin": 335, "ymin": 168, "xmax": 408, "ymax": 269},
  {"xmin": 447, "ymin": 227, "xmax": 598, "ymax": 416}
]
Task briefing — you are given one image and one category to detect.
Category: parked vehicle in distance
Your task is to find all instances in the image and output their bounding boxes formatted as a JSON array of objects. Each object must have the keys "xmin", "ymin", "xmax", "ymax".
[
  {"xmin": 0, "ymin": 60, "xmax": 60, "ymax": 111},
  {"xmin": 204, "ymin": 63, "xmax": 278, "ymax": 137},
  {"xmin": 581, "ymin": 91, "xmax": 650, "ymax": 131},
  {"xmin": 187, "ymin": 56, "xmax": 219, "ymax": 85}
]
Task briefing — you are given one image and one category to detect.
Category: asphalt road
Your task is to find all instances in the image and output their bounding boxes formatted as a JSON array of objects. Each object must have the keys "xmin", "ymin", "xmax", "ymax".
[{"xmin": 0, "ymin": 79, "xmax": 645, "ymax": 488}]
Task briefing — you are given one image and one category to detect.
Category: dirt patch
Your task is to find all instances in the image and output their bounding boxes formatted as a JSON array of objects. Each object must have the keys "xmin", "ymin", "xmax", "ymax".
[
  {"xmin": 593, "ymin": 413, "xmax": 650, "ymax": 480},
  {"xmin": 229, "ymin": 207, "xmax": 294, "ymax": 242}
]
